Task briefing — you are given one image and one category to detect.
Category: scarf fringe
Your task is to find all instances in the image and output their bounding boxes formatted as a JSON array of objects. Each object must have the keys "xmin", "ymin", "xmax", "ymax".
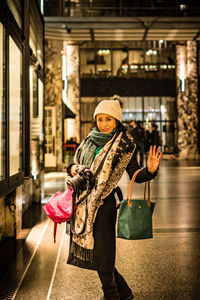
[{"xmin": 71, "ymin": 241, "xmax": 94, "ymax": 263}]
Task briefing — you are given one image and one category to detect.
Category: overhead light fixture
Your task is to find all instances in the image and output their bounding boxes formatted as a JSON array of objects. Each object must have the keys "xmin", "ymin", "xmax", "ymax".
[
  {"xmin": 97, "ymin": 49, "xmax": 110, "ymax": 55},
  {"xmin": 146, "ymin": 49, "xmax": 157, "ymax": 56}
]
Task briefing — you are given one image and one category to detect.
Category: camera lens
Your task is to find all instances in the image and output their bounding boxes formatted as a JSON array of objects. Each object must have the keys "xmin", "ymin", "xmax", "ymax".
[{"xmin": 67, "ymin": 174, "xmax": 87, "ymax": 190}]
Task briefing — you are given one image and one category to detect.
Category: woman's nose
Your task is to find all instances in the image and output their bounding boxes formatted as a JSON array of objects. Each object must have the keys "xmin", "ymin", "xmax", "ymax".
[{"xmin": 102, "ymin": 122, "xmax": 108, "ymax": 128}]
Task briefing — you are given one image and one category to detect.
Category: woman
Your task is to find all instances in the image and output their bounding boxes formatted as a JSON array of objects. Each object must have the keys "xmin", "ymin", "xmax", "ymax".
[{"xmin": 66, "ymin": 96, "xmax": 162, "ymax": 300}]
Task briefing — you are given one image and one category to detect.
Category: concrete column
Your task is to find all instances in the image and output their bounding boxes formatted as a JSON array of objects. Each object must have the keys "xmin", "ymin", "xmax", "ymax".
[{"xmin": 176, "ymin": 41, "xmax": 199, "ymax": 159}]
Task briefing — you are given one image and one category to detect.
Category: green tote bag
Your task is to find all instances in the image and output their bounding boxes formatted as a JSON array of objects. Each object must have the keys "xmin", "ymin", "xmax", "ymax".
[{"xmin": 117, "ymin": 169, "xmax": 155, "ymax": 240}]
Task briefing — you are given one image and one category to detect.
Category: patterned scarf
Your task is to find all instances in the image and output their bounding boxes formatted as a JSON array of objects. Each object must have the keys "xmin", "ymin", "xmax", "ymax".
[
  {"xmin": 71, "ymin": 128, "xmax": 136, "ymax": 263},
  {"xmin": 77, "ymin": 127, "xmax": 117, "ymax": 168}
]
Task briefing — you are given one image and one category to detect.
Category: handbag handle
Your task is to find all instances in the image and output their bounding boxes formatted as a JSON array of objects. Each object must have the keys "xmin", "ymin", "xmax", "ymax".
[
  {"xmin": 127, "ymin": 169, "xmax": 151, "ymax": 208},
  {"xmin": 127, "ymin": 169, "xmax": 142, "ymax": 207},
  {"xmin": 144, "ymin": 181, "xmax": 151, "ymax": 207}
]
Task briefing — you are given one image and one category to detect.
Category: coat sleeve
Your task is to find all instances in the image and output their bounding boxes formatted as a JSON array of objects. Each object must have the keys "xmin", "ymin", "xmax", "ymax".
[{"xmin": 126, "ymin": 151, "xmax": 157, "ymax": 183}]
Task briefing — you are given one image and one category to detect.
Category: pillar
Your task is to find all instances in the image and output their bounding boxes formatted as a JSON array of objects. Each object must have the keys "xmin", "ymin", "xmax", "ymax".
[
  {"xmin": 45, "ymin": 39, "xmax": 63, "ymax": 170},
  {"xmin": 64, "ymin": 43, "xmax": 80, "ymax": 142},
  {"xmin": 176, "ymin": 41, "xmax": 199, "ymax": 159}
]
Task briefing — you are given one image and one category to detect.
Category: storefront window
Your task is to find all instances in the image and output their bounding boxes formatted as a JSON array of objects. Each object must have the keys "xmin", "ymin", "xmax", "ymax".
[
  {"xmin": 9, "ymin": 36, "xmax": 22, "ymax": 176},
  {"xmin": 123, "ymin": 97, "xmax": 143, "ymax": 121},
  {"xmin": 0, "ymin": 24, "xmax": 6, "ymax": 181},
  {"xmin": 144, "ymin": 97, "xmax": 161, "ymax": 122},
  {"xmin": 122, "ymin": 96, "xmax": 177, "ymax": 153}
]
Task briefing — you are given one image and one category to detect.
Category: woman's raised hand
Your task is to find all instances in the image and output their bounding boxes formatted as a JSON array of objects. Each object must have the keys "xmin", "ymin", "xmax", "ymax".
[{"xmin": 147, "ymin": 145, "xmax": 162, "ymax": 174}]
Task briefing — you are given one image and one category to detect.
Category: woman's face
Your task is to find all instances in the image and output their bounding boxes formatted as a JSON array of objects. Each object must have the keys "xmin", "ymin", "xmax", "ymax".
[{"xmin": 96, "ymin": 113, "xmax": 117, "ymax": 133}]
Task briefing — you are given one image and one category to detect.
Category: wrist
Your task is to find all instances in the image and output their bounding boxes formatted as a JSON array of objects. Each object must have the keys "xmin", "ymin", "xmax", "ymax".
[{"xmin": 147, "ymin": 168, "xmax": 155, "ymax": 175}]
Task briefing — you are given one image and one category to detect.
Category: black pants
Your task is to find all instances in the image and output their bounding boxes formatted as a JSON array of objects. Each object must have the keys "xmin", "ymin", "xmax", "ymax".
[
  {"xmin": 135, "ymin": 142, "xmax": 144, "ymax": 167},
  {"xmin": 97, "ymin": 268, "xmax": 130, "ymax": 299}
]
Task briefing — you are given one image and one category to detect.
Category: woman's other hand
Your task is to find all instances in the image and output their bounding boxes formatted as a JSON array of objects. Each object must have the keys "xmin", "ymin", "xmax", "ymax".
[{"xmin": 147, "ymin": 145, "xmax": 162, "ymax": 174}]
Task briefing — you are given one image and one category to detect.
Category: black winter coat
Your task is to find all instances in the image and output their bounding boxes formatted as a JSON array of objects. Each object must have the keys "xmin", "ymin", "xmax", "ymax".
[{"xmin": 67, "ymin": 151, "xmax": 156, "ymax": 272}]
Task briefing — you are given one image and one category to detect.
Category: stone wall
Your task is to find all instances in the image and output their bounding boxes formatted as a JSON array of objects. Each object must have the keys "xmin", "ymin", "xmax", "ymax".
[{"xmin": 176, "ymin": 41, "xmax": 199, "ymax": 159}]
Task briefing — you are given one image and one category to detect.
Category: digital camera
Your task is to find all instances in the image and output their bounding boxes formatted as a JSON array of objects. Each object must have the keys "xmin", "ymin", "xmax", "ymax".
[{"xmin": 67, "ymin": 165, "xmax": 96, "ymax": 191}]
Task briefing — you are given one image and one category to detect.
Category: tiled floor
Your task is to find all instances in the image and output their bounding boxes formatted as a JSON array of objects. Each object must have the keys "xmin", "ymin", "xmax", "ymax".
[{"xmin": 0, "ymin": 159, "xmax": 200, "ymax": 300}]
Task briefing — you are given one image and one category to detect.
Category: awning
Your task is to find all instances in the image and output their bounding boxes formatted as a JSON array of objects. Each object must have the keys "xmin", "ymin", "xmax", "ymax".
[{"xmin": 63, "ymin": 104, "xmax": 76, "ymax": 119}]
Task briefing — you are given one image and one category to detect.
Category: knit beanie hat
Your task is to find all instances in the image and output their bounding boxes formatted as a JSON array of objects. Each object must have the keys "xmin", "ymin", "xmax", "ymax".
[{"xmin": 93, "ymin": 99, "xmax": 122, "ymax": 122}]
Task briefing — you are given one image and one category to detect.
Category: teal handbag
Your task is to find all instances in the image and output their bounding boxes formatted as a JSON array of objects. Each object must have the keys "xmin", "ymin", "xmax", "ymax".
[{"xmin": 117, "ymin": 169, "xmax": 155, "ymax": 240}]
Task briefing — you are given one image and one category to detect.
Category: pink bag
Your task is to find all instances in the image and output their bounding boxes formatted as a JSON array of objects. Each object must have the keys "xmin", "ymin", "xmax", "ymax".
[{"xmin": 42, "ymin": 187, "xmax": 75, "ymax": 242}]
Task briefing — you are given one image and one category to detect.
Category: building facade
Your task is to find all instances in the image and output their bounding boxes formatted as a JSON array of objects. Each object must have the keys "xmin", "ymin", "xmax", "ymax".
[{"xmin": 44, "ymin": 0, "xmax": 200, "ymax": 169}]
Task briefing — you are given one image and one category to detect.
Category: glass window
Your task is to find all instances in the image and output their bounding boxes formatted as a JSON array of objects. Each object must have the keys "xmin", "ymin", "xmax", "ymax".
[
  {"xmin": 80, "ymin": 50, "xmax": 95, "ymax": 77},
  {"xmin": 113, "ymin": 50, "xmax": 129, "ymax": 77},
  {"xmin": 160, "ymin": 48, "xmax": 176, "ymax": 79},
  {"xmin": 161, "ymin": 97, "xmax": 176, "ymax": 121},
  {"xmin": 0, "ymin": 24, "xmax": 6, "ymax": 181},
  {"xmin": 122, "ymin": 97, "xmax": 143, "ymax": 121},
  {"xmin": 129, "ymin": 50, "xmax": 144, "ymax": 78},
  {"xmin": 144, "ymin": 97, "xmax": 161, "ymax": 122},
  {"xmin": 96, "ymin": 49, "xmax": 111, "ymax": 77},
  {"xmin": 129, "ymin": 50, "xmax": 143, "ymax": 64},
  {"xmin": 9, "ymin": 36, "xmax": 22, "ymax": 176}
]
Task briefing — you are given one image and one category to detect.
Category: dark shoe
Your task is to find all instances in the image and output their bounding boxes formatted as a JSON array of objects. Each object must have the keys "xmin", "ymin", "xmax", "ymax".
[
  {"xmin": 118, "ymin": 289, "xmax": 134, "ymax": 300},
  {"xmin": 103, "ymin": 289, "xmax": 120, "ymax": 300},
  {"xmin": 121, "ymin": 294, "xmax": 134, "ymax": 300}
]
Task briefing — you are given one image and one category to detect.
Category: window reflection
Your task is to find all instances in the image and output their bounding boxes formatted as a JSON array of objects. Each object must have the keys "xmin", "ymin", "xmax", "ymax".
[
  {"xmin": 122, "ymin": 96, "xmax": 177, "ymax": 153},
  {"xmin": 80, "ymin": 43, "xmax": 176, "ymax": 79},
  {"xmin": 9, "ymin": 36, "xmax": 22, "ymax": 176},
  {"xmin": 96, "ymin": 49, "xmax": 111, "ymax": 77},
  {"xmin": 0, "ymin": 24, "xmax": 6, "ymax": 181}
]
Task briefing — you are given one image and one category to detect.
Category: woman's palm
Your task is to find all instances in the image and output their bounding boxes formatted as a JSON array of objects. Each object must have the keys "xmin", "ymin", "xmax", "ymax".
[{"xmin": 147, "ymin": 145, "xmax": 162, "ymax": 173}]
